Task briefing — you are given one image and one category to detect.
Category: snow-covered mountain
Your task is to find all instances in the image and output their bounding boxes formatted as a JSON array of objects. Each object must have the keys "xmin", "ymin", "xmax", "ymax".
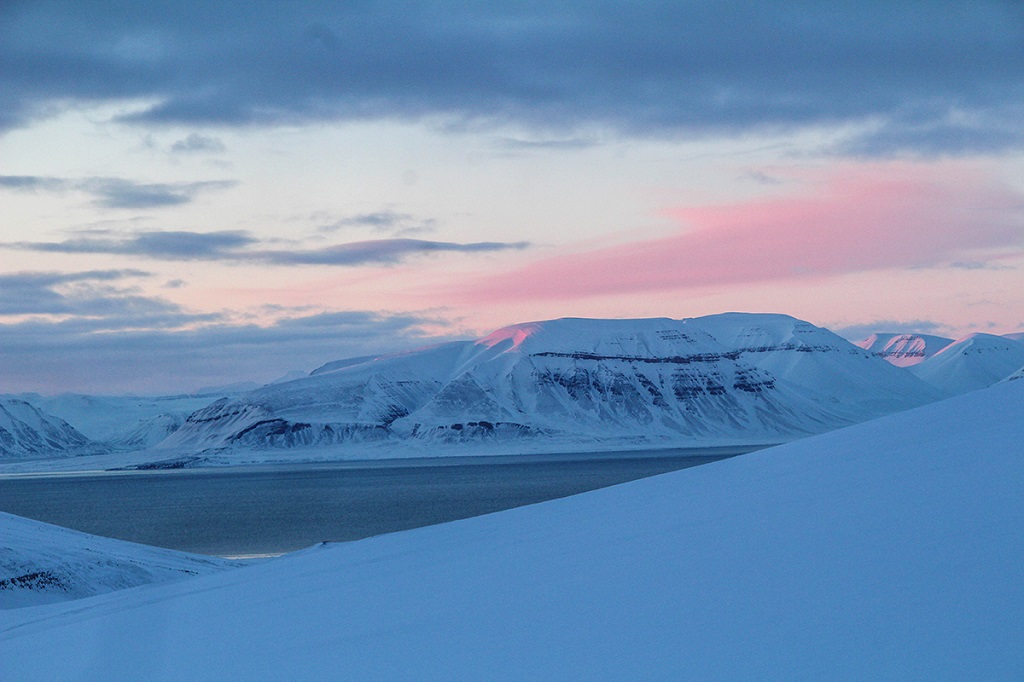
[
  {"xmin": 0, "ymin": 399, "xmax": 96, "ymax": 459},
  {"xmin": 160, "ymin": 314, "xmax": 942, "ymax": 456},
  {"xmin": 0, "ymin": 512, "xmax": 240, "ymax": 609},
  {"xmin": 18, "ymin": 393, "xmax": 226, "ymax": 449},
  {"xmin": 4, "ymin": 379, "xmax": 1022, "ymax": 678},
  {"xmin": 855, "ymin": 332, "xmax": 953, "ymax": 367},
  {"xmin": 909, "ymin": 333, "xmax": 1024, "ymax": 395}
]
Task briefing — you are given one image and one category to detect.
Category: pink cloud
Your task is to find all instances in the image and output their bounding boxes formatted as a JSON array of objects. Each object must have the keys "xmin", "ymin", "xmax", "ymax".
[{"xmin": 458, "ymin": 164, "xmax": 1024, "ymax": 304}]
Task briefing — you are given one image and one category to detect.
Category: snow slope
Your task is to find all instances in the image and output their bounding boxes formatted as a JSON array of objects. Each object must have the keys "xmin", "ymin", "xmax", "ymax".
[
  {"xmin": 1005, "ymin": 367, "xmax": 1024, "ymax": 382},
  {"xmin": 161, "ymin": 313, "xmax": 941, "ymax": 457},
  {"xmin": 2, "ymin": 379, "xmax": 1021, "ymax": 679},
  {"xmin": 0, "ymin": 399, "xmax": 96, "ymax": 459},
  {"xmin": 855, "ymin": 332, "xmax": 953, "ymax": 367},
  {"xmin": 909, "ymin": 332, "xmax": 1024, "ymax": 394},
  {"xmin": 17, "ymin": 393, "xmax": 225, "ymax": 448},
  {"xmin": 0, "ymin": 512, "xmax": 240, "ymax": 609}
]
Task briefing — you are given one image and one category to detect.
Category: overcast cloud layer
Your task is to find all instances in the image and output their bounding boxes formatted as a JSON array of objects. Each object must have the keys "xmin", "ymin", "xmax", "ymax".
[
  {"xmin": 2, "ymin": 2, "xmax": 1023, "ymax": 394},
  {"xmin": 0, "ymin": 306, "xmax": 450, "ymax": 394},
  {"xmin": 2, "ymin": 1, "xmax": 1022, "ymax": 155}
]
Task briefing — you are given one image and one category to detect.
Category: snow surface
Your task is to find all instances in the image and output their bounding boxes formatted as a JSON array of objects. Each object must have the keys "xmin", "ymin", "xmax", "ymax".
[
  {"xmin": 158, "ymin": 313, "xmax": 942, "ymax": 460},
  {"xmin": 16, "ymin": 393, "xmax": 225, "ymax": 445},
  {"xmin": 0, "ymin": 399, "xmax": 96, "ymax": 458},
  {"xmin": 909, "ymin": 332, "xmax": 1024, "ymax": 395},
  {"xmin": 0, "ymin": 512, "xmax": 240, "ymax": 609},
  {"xmin": 2, "ymin": 381, "xmax": 1022, "ymax": 679},
  {"xmin": 854, "ymin": 332, "xmax": 953, "ymax": 367},
  {"xmin": 1001, "ymin": 364, "xmax": 1024, "ymax": 382}
]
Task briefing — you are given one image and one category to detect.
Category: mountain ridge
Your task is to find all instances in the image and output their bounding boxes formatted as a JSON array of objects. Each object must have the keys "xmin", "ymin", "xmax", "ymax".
[{"xmin": 159, "ymin": 313, "xmax": 943, "ymax": 457}]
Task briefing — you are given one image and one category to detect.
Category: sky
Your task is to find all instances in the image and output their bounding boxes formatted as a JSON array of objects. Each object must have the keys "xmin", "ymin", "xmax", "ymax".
[{"xmin": 2, "ymin": 1, "xmax": 1023, "ymax": 394}]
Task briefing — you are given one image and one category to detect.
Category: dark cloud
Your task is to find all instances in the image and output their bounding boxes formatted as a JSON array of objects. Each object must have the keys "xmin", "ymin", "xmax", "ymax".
[
  {"xmin": 254, "ymin": 238, "xmax": 530, "ymax": 266},
  {"xmin": 494, "ymin": 136, "xmax": 600, "ymax": 151},
  {"xmin": 0, "ymin": 269, "xmax": 212, "ymax": 323},
  {"xmin": 0, "ymin": 175, "xmax": 68, "ymax": 191},
  {"xmin": 0, "ymin": 174, "xmax": 236, "ymax": 209},
  {"xmin": 0, "ymin": 2, "xmax": 1021, "ymax": 156},
  {"xmin": 837, "ymin": 117, "xmax": 1024, "ymax": 158},
  {"xmin": 319, "ymin": 210, "xmax": 437, "ymax": 235},
  {"xmin": 949, "ymin": 260, "xmax": 1015, "ymax": 271},
  {"xmin": 0, "ymin": 307, "xmax": 456, "ymax": 394},
  {"xmin": 170, "ymin": 133, "xmax": 226, "ymax": 153},
  {"xmin": 24, "ymin": 230, "xmax": 256, "ymax": 259},
  {"xmin": 83, "ymin": 179, "xmax": 236, "ymax": 208},
  {"xmin": 11, "ymin": 230, "xmax": 529, "ymax": 265}
]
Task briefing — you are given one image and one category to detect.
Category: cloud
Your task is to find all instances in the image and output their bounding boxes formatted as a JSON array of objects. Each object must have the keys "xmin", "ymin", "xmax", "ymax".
[
  {"xmin": 0, "ymin": 175, "xmax": 67, "ymax": 191},
  {"xmin": 830, "ymin": 319, "xmax": 950, "ymax": 343},
  {"xmin": 24, "ymin": 230, "xmax": 257, "ymax": 259},
  {"xmin": 456, "ymin": 164, "xmax": 1024, "ymax": 303},
  {"xmin": 11, "ymin": 230, "xmax": 529, "ymax": 265},
  {"xmin": 0, "ymin": 266, "xmax": 460, "ymax": 393},
  {"xmin": 1, "ymin": 2, "xmax": 1021, "ymax": 156},
  {"xmin": 170, "ymin": 133, "xmax": 226, "ymax": 154},
  {"xmin": 494, "ymin": 136, "xmax": 600, "ymax": 151},
  {"xmin": 837, "ymin": 115, "xmax": 1024, "ymax": 158},
  {"xmin": 0, "ymin": 269, "xmax": 214, "ymax": 325},
  {"xmin": 318, "ymin": 210, "xmax": 437, "ymax": 236},
  {"xmin": 252, "ymin": 239, "xmax": 530, "ymax": 266},
  {"xmin": 0, "ymin": 174, "xmax": 236, "ymax": 209},
  {"xmin": 0, "ymin": 307, "xmax": 456, "ymax": 394},
  {"xmin": 84, "ymin": 179, "xmax": 236, "ymax": 208}
]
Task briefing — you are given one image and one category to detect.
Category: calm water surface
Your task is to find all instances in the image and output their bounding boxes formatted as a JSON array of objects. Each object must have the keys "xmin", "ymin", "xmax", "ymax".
[{"xmin": 0, "ymin": 448, "xmax": 755, "ymax": 556}]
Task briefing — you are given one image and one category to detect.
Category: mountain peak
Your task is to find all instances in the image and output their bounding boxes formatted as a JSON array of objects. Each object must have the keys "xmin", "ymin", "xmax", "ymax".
[
  {"xmin": 855, "ymin": 332, "xmax": 954, "ymax": 367},
  {"xmin": 159, "ymin": 313, "xmax": 941, "ymax": 458}
]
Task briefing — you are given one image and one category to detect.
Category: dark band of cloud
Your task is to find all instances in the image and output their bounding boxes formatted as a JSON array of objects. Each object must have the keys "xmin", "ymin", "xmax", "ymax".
[
  {"xmin": 9, "ymin": 230, "xmax": 530, "ymax": 265},
  {"xmin": 318, "ymin": 210, "xmax": 437, "ymax": 236},
  {"xmin": 170, "ymin": 133, "xmax": 226, "ymax": 154},
  {"xmin": 0, "ymin": 174, "xmax": 236, "ymax": 209},
  {"xmin": 256, "ymin": 238, "xmax": 530, "ymax": 266},
  {"xmin": 1, "ymin": 2, "xmax": 1021, "ymax": 156},
  {"xmin": 0, "ymin": 268, "xmax": 211, "ymax": 322},
  {"xmin": 0, "ymin": 305, "xmax": 457, "ymax": 394}
]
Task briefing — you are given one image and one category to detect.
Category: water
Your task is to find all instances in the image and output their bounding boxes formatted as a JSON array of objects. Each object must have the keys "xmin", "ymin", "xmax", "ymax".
[{"xmin": 0, "ymin": 448, "xmax": 754, "ymax": 556}]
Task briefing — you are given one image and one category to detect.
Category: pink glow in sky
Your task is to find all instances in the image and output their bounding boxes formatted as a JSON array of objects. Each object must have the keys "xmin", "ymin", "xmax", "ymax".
[{"xmin": 457, "ymin": 164, "xmax": 1024, "ymax": 305}]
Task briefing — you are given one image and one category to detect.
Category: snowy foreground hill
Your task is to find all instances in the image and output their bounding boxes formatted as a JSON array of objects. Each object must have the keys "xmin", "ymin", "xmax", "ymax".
[
  {"xmin": 0, "ymin": 513, "xmax": 239, "ymax": 609},
  {"xmin": 159, "ymin": 313, "xmax": 941, "ymax": 459},
  {"xmin": 3, "ymin": 380, "xmax": 1022, "ymax": 679}
]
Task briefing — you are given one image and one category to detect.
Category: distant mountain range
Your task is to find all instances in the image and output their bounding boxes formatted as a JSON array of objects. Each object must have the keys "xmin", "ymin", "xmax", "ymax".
[
  {"xmin": 854, "ymin": 333, "xmax": 954, "ymax": 367},
  {"xmin": 0, "ymin": 399, "xmax": 97, "ymax": 459},
  {"xmin": 157, "ymin": 313, "xmax": 941, "ymax": 456},
  {"xmin": 5, "ymin": 313, "xmax": 1024, "ymax": 462},
  {"xmin": 908, "ymin": 333, "xmax": 1024, "ymax": 395},
  {"xmin": 856, "ymin": 331, "xmax": 1024, "ymax": 395}
]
